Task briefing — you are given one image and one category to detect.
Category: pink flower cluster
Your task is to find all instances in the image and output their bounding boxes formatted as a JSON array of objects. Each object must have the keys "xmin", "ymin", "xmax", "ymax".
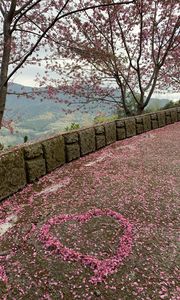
[{"xmin": 39, "ymin": 208, "xmax": 133, "ymax": 283}]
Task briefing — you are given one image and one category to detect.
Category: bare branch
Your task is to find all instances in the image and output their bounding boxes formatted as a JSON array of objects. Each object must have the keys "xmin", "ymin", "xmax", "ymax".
[{"xmin": 11, "ymin": 0, "xmax": 42, "ymax": 33}]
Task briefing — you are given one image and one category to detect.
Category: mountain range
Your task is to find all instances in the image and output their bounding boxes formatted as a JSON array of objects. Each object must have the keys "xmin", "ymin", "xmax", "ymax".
[{"xmin": 0, "ymin": 83, "xmax": 171, "ymax": 148}]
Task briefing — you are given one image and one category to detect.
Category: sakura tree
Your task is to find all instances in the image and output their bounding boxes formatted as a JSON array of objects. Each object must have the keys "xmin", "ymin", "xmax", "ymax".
[
  {"xmin": 44, "ymin": 0, "xmax": 180, "ymax": 116},
  {"xmin": 0, "ymin": 0, "xmax": 134, "ymax": 129}
]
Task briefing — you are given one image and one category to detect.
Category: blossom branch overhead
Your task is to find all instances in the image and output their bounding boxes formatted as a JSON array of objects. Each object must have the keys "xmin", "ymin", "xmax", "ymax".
[
  {"xmin": 0, "ymin": 0, "xmax": 135, "ymax": 128},
  {"xmin": 42, "ymin": 0, "xmax": 179, "ymax": 116}
]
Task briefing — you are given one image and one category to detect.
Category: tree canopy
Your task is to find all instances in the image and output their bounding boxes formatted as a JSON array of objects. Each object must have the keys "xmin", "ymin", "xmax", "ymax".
[
  {"xmin": 0, "ymin": 0, "xmax": 179, "ymax": 131},
  {"xmin": 0, "ymin": 0, "xmax": 134, "ymax": 129},
  {"xmin": 42, "ymin": 0, "xmax": 180, "ymax": 116}
]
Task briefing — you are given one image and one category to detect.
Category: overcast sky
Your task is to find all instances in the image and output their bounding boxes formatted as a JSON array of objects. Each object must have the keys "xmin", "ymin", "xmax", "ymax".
[{"xmin": 10, "ymin": 63, "xmax": 45, "ymax": 87}]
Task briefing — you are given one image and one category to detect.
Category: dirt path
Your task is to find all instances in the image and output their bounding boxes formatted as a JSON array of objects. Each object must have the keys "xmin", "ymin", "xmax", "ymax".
[{"xmin": 0, "ymin": 123, "xmax": 180, "ymax": 300}]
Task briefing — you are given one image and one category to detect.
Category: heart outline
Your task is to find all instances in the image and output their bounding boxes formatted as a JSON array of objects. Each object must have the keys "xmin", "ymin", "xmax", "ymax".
[{"xmin": 39, "ymin": 208, "xmax": 133, "ymax": 283}]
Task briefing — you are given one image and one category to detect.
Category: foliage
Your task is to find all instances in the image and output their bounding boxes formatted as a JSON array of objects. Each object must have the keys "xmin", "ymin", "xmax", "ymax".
[
  {"xmin": 94, "ymin": 113, "xmax": 118, "ymax": 124},
  {"xmin": 161, "ymin": 100, "xmax": 180, "ymax": 110},
  {"xmin": 24, "ymin": 136, "xmax": 28, "ymax": 143},
  {"xmin": 144, "ymin": 106, "xmax": 160, "ymax": 114},
  {"xmin": 64, "ymin": 122, "xmax": 80, "ymax": 132}
]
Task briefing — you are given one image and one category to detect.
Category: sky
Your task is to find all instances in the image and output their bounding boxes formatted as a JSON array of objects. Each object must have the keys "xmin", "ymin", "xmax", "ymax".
[{"xmin": 11, "ymin": 64, "xmax": 44, "ymax": 87}]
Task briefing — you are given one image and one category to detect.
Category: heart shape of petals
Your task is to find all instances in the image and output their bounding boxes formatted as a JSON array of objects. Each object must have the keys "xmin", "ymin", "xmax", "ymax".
[{"xmin": 39, "ymin": 208, "xmax": 133, "ymax": 283}]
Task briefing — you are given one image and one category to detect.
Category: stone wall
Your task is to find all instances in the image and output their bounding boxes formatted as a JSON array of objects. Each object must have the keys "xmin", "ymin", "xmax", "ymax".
[{"xmin": 0, "ymin": 107, "xmax": 180, "ymax": 201}]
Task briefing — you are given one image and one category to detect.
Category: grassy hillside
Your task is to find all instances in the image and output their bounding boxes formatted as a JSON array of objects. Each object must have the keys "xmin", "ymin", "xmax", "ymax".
[{"xmin": 0, "ymin": 83, "xmax": 172, "ymax": 148}]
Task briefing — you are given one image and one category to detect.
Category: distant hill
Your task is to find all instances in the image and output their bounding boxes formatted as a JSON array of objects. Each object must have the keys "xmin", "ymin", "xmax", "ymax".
[
  {"xmin": 0, "ymin": 83, "xmax": 171, "ymax": 148},
  {"xmin": 146, "ymin": 97, "xmax": 170, "ymax": 111},
  {"xmin": 1, "ymin": 83, "xmax": 116, "ymax": 147}
]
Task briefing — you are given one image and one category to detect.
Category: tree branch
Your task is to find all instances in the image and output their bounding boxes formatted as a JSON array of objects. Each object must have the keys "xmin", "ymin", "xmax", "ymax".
[
  {"xmin": 115, "ymin": 14, "xmax": 137, "ymax": 72},
  {"xmin": 15, "ymin": 0, "xmax": 40, "ymax": 15},
  {"xmin": 57, "ymin": 1, "xmax": 135, "ymax": 22},
  {"xmin": 11, "ymin": 0, "xmax": 42, "ymax": 33},
  {"xmin": 1, "ymin": 0, "xmax": 135, "ymax": 89},
  {"xmin": 159, "ymin": 16, "xmax": 180, "ymax": 67},
  {"xmin": 136, "ymin": 2, "xmax": 144, "ymax": 103}
]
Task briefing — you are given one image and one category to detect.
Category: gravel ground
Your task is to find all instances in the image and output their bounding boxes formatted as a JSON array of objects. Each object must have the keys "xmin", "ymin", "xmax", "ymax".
[{"xmin": 0, "ymin": 123, "xmax": 180, "ymax": 300}]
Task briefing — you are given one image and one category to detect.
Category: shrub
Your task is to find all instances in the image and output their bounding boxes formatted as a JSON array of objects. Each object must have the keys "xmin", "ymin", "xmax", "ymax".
[
  {"xmin": 24, "ymin": 136, "xmax": 28, "ymax": 143},
  {"xmin": 161, "ymin": 100, "xmax": 180, "ymax": 110},
  {"xmin": 93, "ymin": 113, "xmax": 118, "ymax": 124},
  {"xmin": 64, "ymin": 122, "xmax": 80, "ymax": 131},
  {"xmin": 0, "ymin": 143, "xmax": 4, "ymax": 151}
]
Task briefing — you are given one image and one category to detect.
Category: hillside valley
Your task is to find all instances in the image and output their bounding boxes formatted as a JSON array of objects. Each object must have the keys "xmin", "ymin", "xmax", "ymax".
[{"xmin": 0, "ymin": 83, "xmax": 171, "ymax": 148}]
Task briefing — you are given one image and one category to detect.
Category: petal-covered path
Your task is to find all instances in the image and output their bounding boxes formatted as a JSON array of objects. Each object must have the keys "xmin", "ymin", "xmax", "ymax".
[{"xmin": 0, "ymin": 123, "xmax": 180, "ymax": 300}]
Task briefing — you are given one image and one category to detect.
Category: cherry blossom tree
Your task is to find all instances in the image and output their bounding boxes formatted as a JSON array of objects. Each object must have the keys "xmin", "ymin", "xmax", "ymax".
[
  {"xmin": 0, "ymin": 0, "xmax": 135, "ymax": 129},
  {"xmin": 44, "ymin": 0, "xmax": 179, "ymax": 116}
]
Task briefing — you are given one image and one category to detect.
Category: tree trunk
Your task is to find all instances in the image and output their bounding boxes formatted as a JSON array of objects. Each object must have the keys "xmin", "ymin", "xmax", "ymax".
[
  {"xmin": 0, "ymin": 21, "xmax": 12, "ymax": 129},
  {"xmin": 136, "ymin": 105, "xmax": 144, "ymax": 115},
  {"xmin": 0, "ymin": 0, "xmax": 17, "ymax": 129},
  {"xmin": 0, "ymin": 84, "xmax": 8, "ymax": 128},
  {"xmin": 121, "ymin": 90, "xmax": 133, "ymax": 117},
  {"xmin": 124, "ymin": 109, "xmax": 133, "ymax": 117}
]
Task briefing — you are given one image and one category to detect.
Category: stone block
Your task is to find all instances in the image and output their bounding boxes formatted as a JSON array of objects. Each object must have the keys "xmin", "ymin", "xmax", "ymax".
[
  {"xmin": 117, "ymin": 128, "xmax": 126, "ymax": 140},
  {"xmin": 157, "ymin": 111, "xmax": 166, "ymax": 127},
  {"xmin": 136, "ymin": 124, "xmax": 144, "ymax": 134},
  {"xmin": 165, "ymin": 111, "xmax": 172, "ymax": 124},
  {"xmin": 165, "ymin": 115, "xmax": 172, "ymax": 125},
  {"xmin": 151, "ymin": 113, "xmax": 157, "ymax": 120},
  {"xmin": 96, "ymin": 135, "xmax": 106, "ymax": 149},
  {"xmin": 165, "ymin": 110, "xmax": 171, "ymax": 117},
  {"xmin": 25, "ymin": 157, "xmax": 46, "ymax": 182},
  {"xmin": 170, "ymin": 109, "xmax": 178, "ymax": 123},
  {"xmin": 151, "ymin": 113, "xmax": 158, "ymax": 129},
  {"xmin": 63, "ymin": 132, "xmax": 79, "ymax": 144},
  {"xmin": 135, "ymin": 116, "xmax": 144, "ymax": 134},
  {"xmin": 125, "ymin": 118, "xmax": 136, "ymax": 137},
  {"xmin": 135, "ymin": 116, "xmax": 143, "ymax": 124},
  {"xmin": 0, "ymin": 149, "xmax": 26, "ymax": 200},
  {"xmin": 42, "ymin": 136, "xmax": 65, "ymax": 172},
  {"xmin": 79, "ymin": 128, "xmax": 96, "ymax": 156},
  {"xmin": 177, "ymin": 107, "xmax": 180, "ymax": 121},
  {"xmin": 24, "ymin": 143, "xmax": 43, "ymax": 159},
  {"xmin": 95, "ymin": 125, "xmax": 105, "ymax": 135},
  {"xmin": 116, "ymin": 120, "xmax": 125, "ymax": 128},
  {"xmin": 143, "ymin": 115, "xmax": 151, "ymax": 131},
  {"xmin": 104, "ymin": 122, "xmax": 116, "ymax": 145},
  {"xmin": 66, "ymin": 143, "xmax": 80, "ymax": 162},
  {"xmin": 151, "ymin": 120, "xmax": 159, "ymax": 129}
]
